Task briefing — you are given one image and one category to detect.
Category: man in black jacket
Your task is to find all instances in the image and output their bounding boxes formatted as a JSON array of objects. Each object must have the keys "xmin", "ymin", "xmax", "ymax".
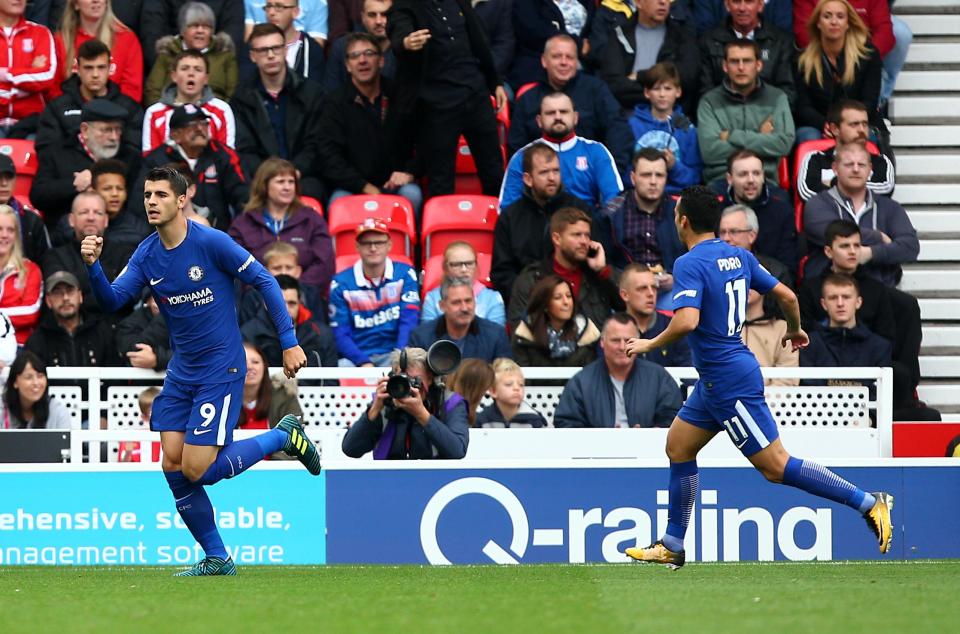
[
  {"xmin": 491, "ymin": 144, "xmax": 592, "ymax": 303},
  {"xmin": 36, "ymin": 39, "xmax": 142, "ymax": 155},
  {"xmin": 30, "ymin": 99, "xmax": 141, "ymax": 234},
  {"xmin": 232, "ymin": 22, "xmax": 325, "ymax": 199},
  {"xmin": 697, "ymin": 0, "xmax": 796, "ymax": 105},
  {"xmin": 134, "ymin": 104, "xmax": 248, "ymax": 230},
  {"xmin": 317, "ymin": 32, "xmax": 421, "ymax": 214},
  {"xmin": 0, "ymin": 154, "xmax": 49, "ymax": 262},
  {"xmin": 387, "ymin": 0, "xmax": 507, "ymax": 197},
  {"xmin": 25, "ymin": 271, "xmax": 120, "ymax": 368},
  {"xmin": 600, "ymin": 0, "xmax": 700, "ymax": 115},
  {"xmin": 324, "ymin": 0, "xmax": 396, "ymax": 92}
]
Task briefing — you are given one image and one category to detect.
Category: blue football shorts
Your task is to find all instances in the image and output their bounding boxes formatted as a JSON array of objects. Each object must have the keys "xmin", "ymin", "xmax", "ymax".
[
  {"xmin": 677, "ymin": 367, "xmax": 780, "ymax": 457},
  {"xmin": 151, "ymin": 376, "xmax": 245, "ymax": 446}
]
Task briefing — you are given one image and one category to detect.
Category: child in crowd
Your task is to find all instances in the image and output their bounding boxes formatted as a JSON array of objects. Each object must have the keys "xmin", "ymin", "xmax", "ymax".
[
  {"xmin": 119, "ymin": 386, "xmax": 160, "ymax": 462},
  {"xmin": 628, "ymin": 62, "xmax": 702, "ymax": 194},
  {"xmin": 475, "ymin": 359, "xmax": 546, "ymax": 428}
]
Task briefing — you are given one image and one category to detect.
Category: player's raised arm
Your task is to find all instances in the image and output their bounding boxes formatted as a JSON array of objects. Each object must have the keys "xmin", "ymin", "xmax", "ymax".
[{"xmin": 768, "ymin": 282, "xmax": 809, "ymax": 352}]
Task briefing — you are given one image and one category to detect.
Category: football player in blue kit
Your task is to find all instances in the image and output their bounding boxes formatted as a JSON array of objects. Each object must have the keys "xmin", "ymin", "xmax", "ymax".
[
  {"xmin": 623, "ymin": 186, "xmax": 894, "ymax": 568},
  {"xmin": 81, "ymin": 166, "xmax": 318, "ymax": 576}
]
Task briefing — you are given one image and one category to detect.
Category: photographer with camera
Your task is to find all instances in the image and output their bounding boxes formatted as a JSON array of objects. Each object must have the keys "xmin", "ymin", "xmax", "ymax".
[{"xmin": 341, "ymin": 344, "xmax": 469, "ymax": 460}]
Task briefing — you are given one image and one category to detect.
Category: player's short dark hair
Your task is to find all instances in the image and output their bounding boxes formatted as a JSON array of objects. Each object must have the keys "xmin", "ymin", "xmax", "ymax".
[
  {"xmin": 249, "ymin": 22, "xmax": 285, "ymax": 44},
  {"xmin": 172, "ymin": 48, "xmax": 209, "ymax": 73},
  {"xmin": 726, "ymin": 148, "xmax": 762, "ymax": 173},
  {"xmin": 145, "ymin": 166, "xmax": 188, "ymax": 197},
  {"xmin": 825, "ymin": 220, "xmax": 861, "ymax": 246},
  {"xmin": 275, "ymin": 274, "xmax": 300, "ymax": 292},
  {"xmin": 345, "ymin": 32, "xmax": 380, "ymax": 55},
  {"xmin": 90, "ymin": 159, "xmax": 127, "ymax": 187},
  {"xmin": 77, "ymin": 39, "xmax": 110, "ymax": 62},
  {"xmin": 724, "ymin": 39, "xmax": 761, "ymax": 61},
  {"xmin": 676, "ymin": 185, "xmax": 722, "ymax": 234},
  {"xmin": 521, "ymin": 143, "xmax": 558, "ymax": 174},
  {"xmin": 827, "ymin": 99, "xmax": 868, "ymax": 127},
  {"xmin": 821, "ymin": 272, "xmax": 860, "ymax": 297},
  {"xmin": 162, "ymin": 162, "xmax": 196, "ymax": 188},
  {"xmin": 603, "ymin": 312, "xmax": 639, "ymax": 334},
  {"xmin": 549, "ymin": 207, "xmax": 591, "ymax": 234},
  {"xmin": 641, "ymin": 62, "xmax": 680, "ymax": 90},
  {"xmin": 633, "ymin": 147, "xmax": 667, "ymax": 170}
]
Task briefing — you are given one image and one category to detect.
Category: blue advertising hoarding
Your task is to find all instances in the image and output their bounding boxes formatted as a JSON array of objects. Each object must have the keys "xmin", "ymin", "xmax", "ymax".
[
  {"xmin": 0, "ymin": 470, "xmax": 326, "ymax": 565},
  {"xmin": 325, "ymin": 466, "xmax": 960, "ymax": 564}
]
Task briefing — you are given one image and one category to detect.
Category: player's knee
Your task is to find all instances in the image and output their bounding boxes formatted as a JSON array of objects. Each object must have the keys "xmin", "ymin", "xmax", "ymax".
[
  {"xmin": 181, "ymin": 462, "xmax": 206, "ymax": 483},
  {"xmin": 161, "ymin": 455, "xmax": 181, "ymax": 473},
  {"xmin": 758, "ymin": 463, "xmax": 785, "ymax": 484}
]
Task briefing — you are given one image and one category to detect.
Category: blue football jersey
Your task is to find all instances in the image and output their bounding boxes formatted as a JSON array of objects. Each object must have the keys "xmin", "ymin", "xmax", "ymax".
[
  {"xmin": 670, "ymin": 239, "xmax": 779, "ymax": 383},
  {"xmin": 88, "ymin": 222, "xmax": 297, "ymax": 384}
]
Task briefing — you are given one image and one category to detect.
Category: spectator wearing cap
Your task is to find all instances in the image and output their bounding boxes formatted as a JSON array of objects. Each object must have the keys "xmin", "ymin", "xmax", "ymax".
[
  {"xmin": 142, "ymin": 48, "xmax": 237, "ymax": 154},
  {"xmin": 134, "ymin": 103, "xmax": 249, "ymax": 230},
  {"xmin": 0, "ymin": 154, "xmax": 50, "ymax": 263},
  {"xmin": 25, "ymin": 270, "xmax": 120, "ymax": 368},
  {"xmin": 0, "ymin": 0, "xmax": 58, "ymax": 136},
  {"xmin": 231, "ymin": 22, "xmax": 326, "ymax": 200},
  {"xmin": 0, "ymin": 203, "xmax": 42, "ymax": 344},
  {"xmin": 41, "ymin": 190, "xmax": 135, "ymax": 322},
  {"xmin": 37, "ymin": 39, "xmax": 143, "ymax": 156},
  {"xmin": 408, "ymin": 277, "xmax": 511, "ymax": 364},
  {"xmin": 30, "ymin": 98, "xmax": 140, "ymax": 234},
  {"xmin": 328, "ymin": 218, "xmax": 420, "ymax": 367}
]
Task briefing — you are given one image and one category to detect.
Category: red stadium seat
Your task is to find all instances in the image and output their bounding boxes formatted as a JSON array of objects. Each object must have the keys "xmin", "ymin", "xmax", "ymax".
[
  {"xmin": 0, "ymin": 139, "xmax": 38, "ymax": 204},
  {"xmin": 421, "ymin": 195, "xmax": 498, "ymax": 260},
  {"xmin": 792, "ymin": 139, "xmax": 879, "ymax": 233},
  {"xmin": 327, "ymin": 195, "xmax": 416, "ymax": 258},
  {"xmin": 421, "ymin": 252, "xmax": 493, "ymax": 293},
  {"xmin": 777, "ymin": 156, "xmax": 790, "ymax": 191},
  {"xmin": 300, "ymin": 195, "xmax": 323, "ymax": 215},
  {"xmin": 336, "ymin": 253, "xmax": 414, "ymax": 274}
]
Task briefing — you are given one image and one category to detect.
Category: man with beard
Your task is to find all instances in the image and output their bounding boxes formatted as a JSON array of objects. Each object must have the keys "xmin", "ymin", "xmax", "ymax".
[
  {"xmin": 500, "ymin": 92, "xmax": 623, "ymax": 208},
  {"xmin": 41, "ymin": 191, "xmax": 135, "ymax": 321},
  {"xmin": 324, "ymin": 0, "xmax": 395, "ymax": 91},
  {"xmin": 134, "ymin": 104, "xmax": 249, "ymax": 230},
  {"xmin": 716, "ymin": 148, "xmax": 797, "ymax": 275},
  {"xmin": 30, "ymin": 99, "xmax": 141, "ymax": 235},
  {"xmin": 25, "ymin": 270, "xmax": 120, "ymax": 368},
  {"xmin": 508, "ymin": 206, "xmax": 623, "ymax": 330},
  {"xmin": 490, "ymin": 143, "xmax": 593, "ymax": 303}
]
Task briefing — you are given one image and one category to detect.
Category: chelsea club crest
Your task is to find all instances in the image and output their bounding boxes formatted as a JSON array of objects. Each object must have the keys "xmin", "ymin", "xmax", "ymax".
[{"xmin": 188, "ymin": 265, "xmax": 205, "ymax": 282}]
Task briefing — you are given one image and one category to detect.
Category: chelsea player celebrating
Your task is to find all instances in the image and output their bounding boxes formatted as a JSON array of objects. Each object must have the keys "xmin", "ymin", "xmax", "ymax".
[
  {"xmin": 81, "ymin": 167, "xmax": 319, "ymax": 576},
  {"xmin": 624, "ymin": 186, "xmax": 893, "ymax": 568}
]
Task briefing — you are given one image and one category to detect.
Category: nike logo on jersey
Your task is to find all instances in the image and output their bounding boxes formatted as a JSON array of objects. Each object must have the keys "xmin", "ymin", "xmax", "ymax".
[
  {"xmin": 735, "ymin": 438, "xmax": 748, "ymax": 450},
  {"xmin": 150, "ymin": 277, "xmax": 164, "ymax": 285},
  {"xmin": 193, "ymin": 428, "xmax": 213, "ymax": 436}
]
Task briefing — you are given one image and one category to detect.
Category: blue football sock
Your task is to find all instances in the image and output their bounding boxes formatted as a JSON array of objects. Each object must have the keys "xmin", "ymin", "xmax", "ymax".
[
  {"xmin": 663, "ymin": 460, "xmax": 699, "ymax": 553},
  {"xmin": 195, "ymin": 429, "xmax": 286, "ymax": 486},
  {"xmin": 164, "ymin": 470, "xmax": 227, "ymax": 559},
  {"xmin": 782, "ymin": 457, "xmax": 875, "ymax": 513}
]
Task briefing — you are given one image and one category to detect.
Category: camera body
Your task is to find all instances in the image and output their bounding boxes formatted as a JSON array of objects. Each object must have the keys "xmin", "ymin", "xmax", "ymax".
[
  {"xmin": 386, "ymin": 371, "xmax": 424, "ymax": 400},
  {"xmin": 381, "ymin": 341, "xmax": 462, "ymax": 419}
]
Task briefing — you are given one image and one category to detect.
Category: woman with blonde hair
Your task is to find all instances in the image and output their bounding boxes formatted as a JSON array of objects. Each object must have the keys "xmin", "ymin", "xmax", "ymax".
[
  {"xmin": 52, "ymin": 0, "xmax": 143, "ymax": 102},
  {"xmin": 0, "ymin": 205, "xmax": 41, "ymax": 344},
  {"xmin": 228, "ymin": 158, "xmax": 334, "ymax": 294},
  {"xmin": 795, "ymin": 0, "xmax": 883, "ymax": 142}
]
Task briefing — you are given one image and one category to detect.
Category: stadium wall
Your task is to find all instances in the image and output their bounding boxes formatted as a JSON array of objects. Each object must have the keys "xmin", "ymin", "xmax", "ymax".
[{"xmin": 1, "ymin": 460, "xmax": 957, "ymax": 565}]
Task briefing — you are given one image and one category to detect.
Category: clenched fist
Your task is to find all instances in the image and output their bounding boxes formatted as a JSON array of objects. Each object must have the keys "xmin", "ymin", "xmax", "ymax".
[{"xmin": 80, "ymin": 235, "xmax": 103, "ymax": 265}]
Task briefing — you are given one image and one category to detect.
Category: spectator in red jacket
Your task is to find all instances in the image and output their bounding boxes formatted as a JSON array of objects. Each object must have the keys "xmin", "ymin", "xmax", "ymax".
[
  {"xmin": 0, "ymin": 203, "xmax": 42, "ymax": 344},
  {"xmin": 0, "ymin": 0, "xmax": 58, "ymax": 136},
  {"xmin": 51, "ymin": 0, "xmax": 143, "ymax": 103}
]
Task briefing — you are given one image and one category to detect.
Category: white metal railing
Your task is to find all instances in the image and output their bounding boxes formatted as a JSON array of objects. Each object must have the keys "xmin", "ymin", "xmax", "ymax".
[{"xmin": 2, "ymin": 366, "xmax": 893, "ymax": 462}]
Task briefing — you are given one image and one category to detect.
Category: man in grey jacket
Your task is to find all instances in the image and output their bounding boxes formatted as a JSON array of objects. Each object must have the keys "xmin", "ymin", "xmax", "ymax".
[
  {"xmin": 803, "ymin": 142, "xmax": 919, "ymax": 287},
  {"xmin": 553, "ymin": 313, "xmax": 682, "ymax": 428}
]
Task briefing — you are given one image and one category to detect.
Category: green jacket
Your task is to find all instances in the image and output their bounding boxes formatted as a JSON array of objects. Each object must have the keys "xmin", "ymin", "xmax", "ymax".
[
  {"xmin": 696, "ymin": 80, "xmax": 795, "ymax": 183},
  {"xmin": 145, "ymin": 32, "xmax": 238, "ymax": 105}
]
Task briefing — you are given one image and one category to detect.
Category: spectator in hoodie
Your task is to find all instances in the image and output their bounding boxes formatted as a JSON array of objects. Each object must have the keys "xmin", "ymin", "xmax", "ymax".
[
  {"xmin": 38, "ymin": 39, "xmax": 142, "ymax": 157},
  {"xmin": 475, "ymin": 358, "xmax": 547, "ymax": 428},
  {"xmin": 52, "ymin": 0, "xmax": 143, "ymax": 103},
  {"xmin": 245, "ymin": 0, "xmax": 328, "ymax": 46},
  {"xmin": 628, "ymin": 62, "xmax": 702, "ymax": 195},
  {"xmin": 241, "ymin": 274, "xmax": 337, "ymax": 368},
  {"xmin": 142, "ymin": 49, "xmax": 237, "ymax": 153},
  {"xmin": 257, "ymin": 0, "xmax": 326, "ymax": 84}
]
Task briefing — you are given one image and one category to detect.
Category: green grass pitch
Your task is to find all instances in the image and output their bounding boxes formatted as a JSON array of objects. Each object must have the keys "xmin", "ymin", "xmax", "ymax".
[{"xmin": 1, "ymin": 562, "xmax": 958, "ymax": 633}]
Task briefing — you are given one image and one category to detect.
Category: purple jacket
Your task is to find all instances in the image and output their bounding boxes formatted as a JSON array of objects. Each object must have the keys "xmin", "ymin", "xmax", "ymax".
[{"xmin": 228, "ymin": 205, "xmax": 335, "ymax": 293}]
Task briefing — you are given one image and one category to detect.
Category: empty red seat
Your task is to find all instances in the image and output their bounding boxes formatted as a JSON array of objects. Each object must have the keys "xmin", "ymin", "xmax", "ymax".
[
  {"xmin": 420, "ymin": 195, "xmax": 498, "ymax": 260},
  {"xmin": 0, "ymin": 139, "xmax": 38, "ymax": 204},
  {"xmin": 327, "ymin": 195, "xmax": 416, "ymax": 258}
]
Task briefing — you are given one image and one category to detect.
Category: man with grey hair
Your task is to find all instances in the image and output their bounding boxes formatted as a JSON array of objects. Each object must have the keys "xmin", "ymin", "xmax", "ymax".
[
  {"xmin": 409, "ymin": 277, "xmax": 511, "ymax": 362},
  {"xmin": 342, "ymin": 346, "xmax": 470, "ymax": 459}
]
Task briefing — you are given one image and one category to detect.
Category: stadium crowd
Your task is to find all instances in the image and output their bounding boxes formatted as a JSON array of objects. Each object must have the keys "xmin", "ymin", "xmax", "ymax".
[{"xmin": 0, "ymin": 0, "xmax": 941, "ymax": 446}]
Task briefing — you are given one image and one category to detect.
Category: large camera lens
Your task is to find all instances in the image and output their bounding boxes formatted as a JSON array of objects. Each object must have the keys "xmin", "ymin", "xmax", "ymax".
[{"xmin": 386, "ymin": 374, "xmax": 413, "ymax": 400}]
